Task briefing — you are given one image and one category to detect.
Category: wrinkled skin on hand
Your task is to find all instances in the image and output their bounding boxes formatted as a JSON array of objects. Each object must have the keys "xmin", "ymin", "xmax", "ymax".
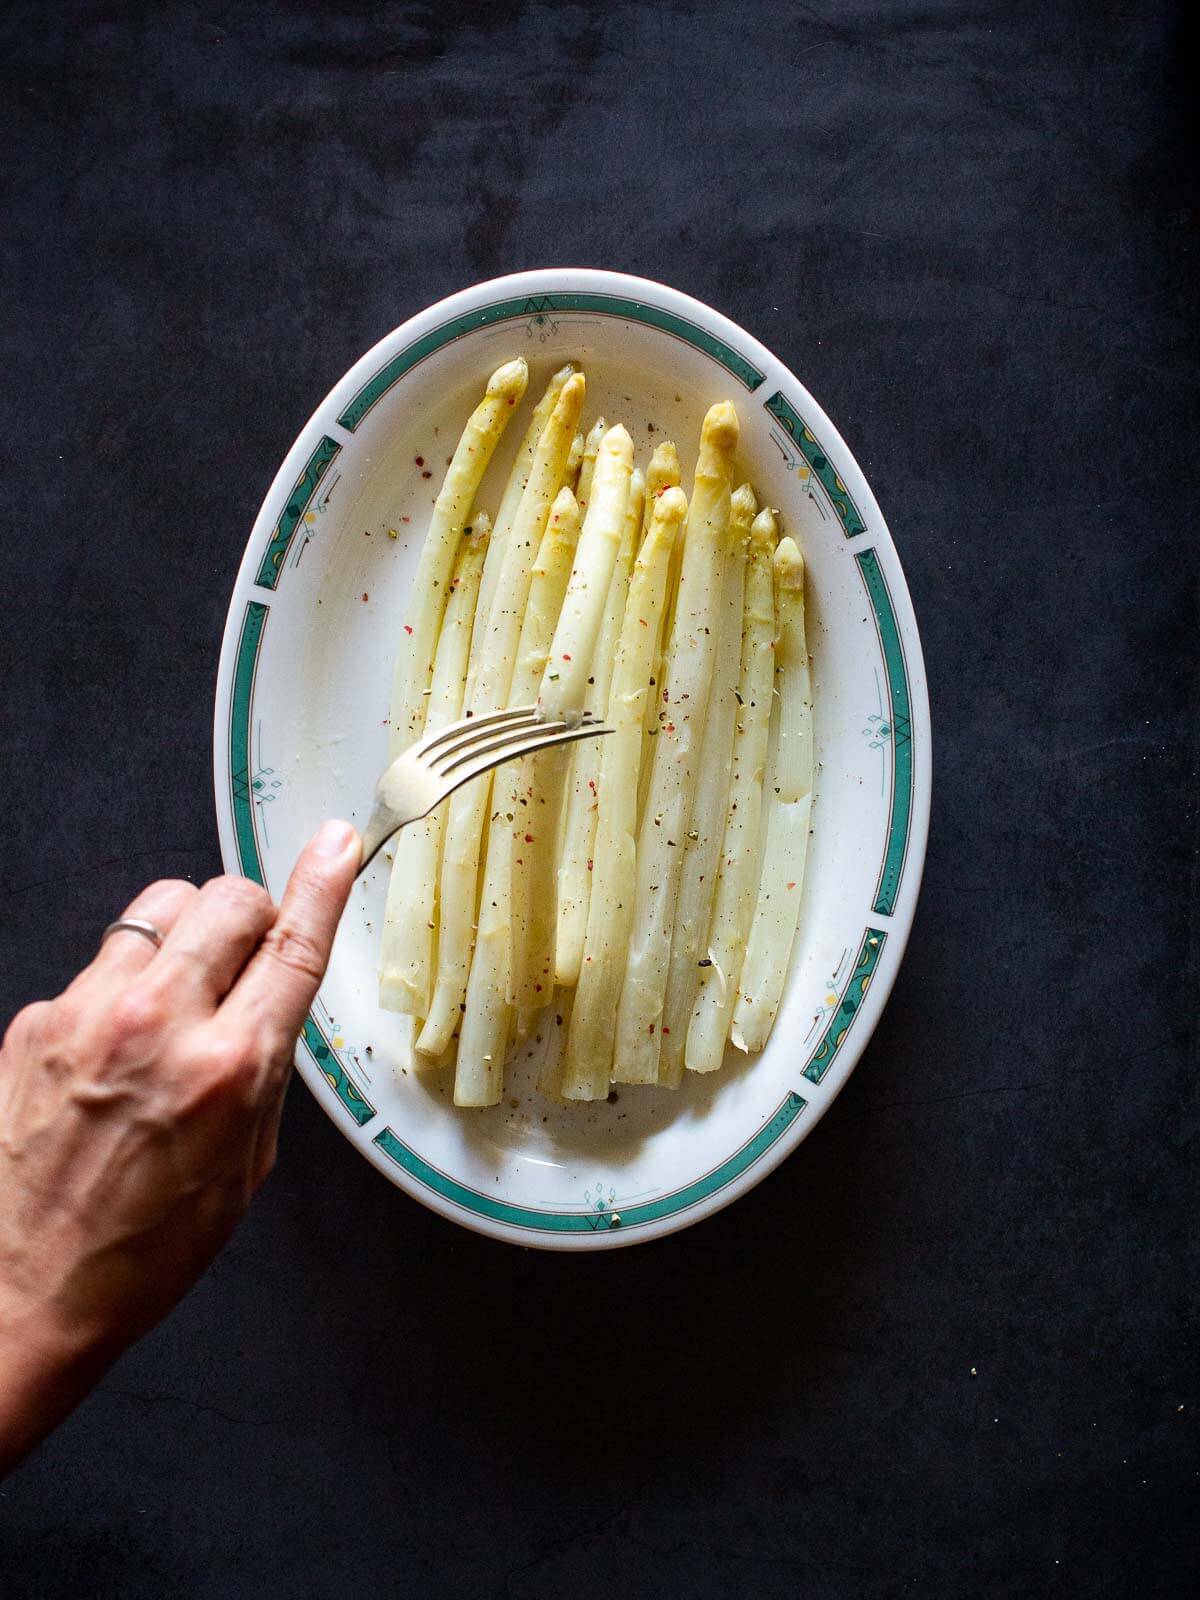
[{"xmin": 0, "ymin": 820, "xmax": 359, "ymax": 1471}]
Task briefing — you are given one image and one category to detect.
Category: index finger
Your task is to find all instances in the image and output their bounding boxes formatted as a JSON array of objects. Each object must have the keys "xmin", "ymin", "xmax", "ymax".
[{"xmin": 220, "ymin": 819, "xmax": 360, "ymax": 1052}]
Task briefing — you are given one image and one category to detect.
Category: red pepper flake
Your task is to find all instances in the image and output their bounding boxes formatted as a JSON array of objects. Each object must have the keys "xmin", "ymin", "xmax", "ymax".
[
  {"xmin": 507, "ymin": 395, "xmax": 516, "ymax": 405},
  {"xmin": 535, "ymin": 983, "xmax": 543, "ymax": 992},
  {"xmin": 665, "ymin": 722, "xmax": 676, "ymax": 734},
  {"xmin": 415, "ymin": 455, "xmax": 424, "ymax": 466},
  {"xmin": 662, "ymin": 1026, "xmax": 670, "ymax": 1035},
  {"xmin": 562, "ymin": 652, "xmax": 572, "ymax": 661},
  {"xmin": 787, "ymin": 881, "xmax": 797, "ymax": 890},
  {"xmin": 663, "ymin": 689, "xmax": 669, "ymax": 703},
  {"xmin": 421, "ymin": 470, "xmax": 432, "ymax": 480},
  {"xmin": 648, "ymin": 1023, "xmax": 656, "ymax": 1035},
  {"xmin": 361, "ymin": 592, "xmax": 369, "ymax": 602},
  {"xmin": 639, "ymin": 617, "xmax": 648, "ymax": 626},
  {"xmin": 524, "ymin": 833, "xmax": 534, "ymax": 844},
  {"xmin": 516, "ymin": 858, "xmax": 524, "ymax": 865},
  {"xmin": 588, "ymin": 778, "xmax": 597, "ymax": 795},
  {"xmin": 403, "ymin": 624, "xmax": 413, "ymax": 634},
  {"xmin": 402, "ymin": 515, "xmax": 411, "ymax": 523},
  {"xmin": 586, "ymin": 858, "xmax": 593, "ymax": 871}
]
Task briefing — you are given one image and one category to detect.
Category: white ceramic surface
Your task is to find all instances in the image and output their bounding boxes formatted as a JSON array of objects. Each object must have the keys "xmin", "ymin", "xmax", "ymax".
[{"xmin": 213, "ymin": 268, "xmax": 930, "ymax": 1250}]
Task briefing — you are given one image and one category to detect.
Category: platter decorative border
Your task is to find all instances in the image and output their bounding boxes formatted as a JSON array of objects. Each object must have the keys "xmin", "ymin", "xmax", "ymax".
[
  {"xmin": 255, "ymin": 437, "xmax": 341, "ymax": 590},
  {"xmin": 337, "ymin": 292, "xmax": 766, "ymax": 432},
  {"xmin": 371, "ymin": 1093, "xmax": 808, "ymax": 1235}
]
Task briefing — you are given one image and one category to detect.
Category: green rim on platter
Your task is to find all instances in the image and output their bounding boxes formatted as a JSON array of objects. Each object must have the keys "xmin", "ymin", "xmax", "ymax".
[
  {"xmin": 335, "ymin": 291, "xmax": 766, "ymax": 433},
  {"xmin": 372, "ymin": 1092, "xmax": 808, "ymax": 1235},
  {"xmin": 255, "ymin": 437, "xmax": 341, "ymax": 591}
]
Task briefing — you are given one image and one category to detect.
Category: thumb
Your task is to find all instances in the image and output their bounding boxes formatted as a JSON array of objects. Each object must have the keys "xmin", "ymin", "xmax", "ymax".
[{"xmin": 219, "ymin": 819, "xmax": 360, "ymax": 1045}]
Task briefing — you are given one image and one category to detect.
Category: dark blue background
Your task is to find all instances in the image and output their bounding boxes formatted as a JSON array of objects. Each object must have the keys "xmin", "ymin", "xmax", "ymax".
[{"xmin": 1, "ymin": 3, "xmax": 1195, "ymax": 1595}]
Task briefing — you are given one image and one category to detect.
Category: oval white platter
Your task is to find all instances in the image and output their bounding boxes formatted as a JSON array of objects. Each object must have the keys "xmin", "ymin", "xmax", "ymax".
[{"xmin": 213, "ymin": 269, "xmax": 930, "ymax": 1250}]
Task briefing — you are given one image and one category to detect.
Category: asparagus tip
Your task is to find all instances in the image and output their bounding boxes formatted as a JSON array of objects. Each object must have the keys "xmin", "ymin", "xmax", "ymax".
[
  {"xmin": 774, "ymin": 535, "xmax": 804, "ymax": 589},
  {"xmin": 488, "ymin": 357, "xmax": 529, "ymax": 399}
]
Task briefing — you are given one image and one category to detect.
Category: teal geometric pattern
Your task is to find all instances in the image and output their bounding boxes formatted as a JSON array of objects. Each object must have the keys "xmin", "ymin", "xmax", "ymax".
[
  {"xmin": 855, "ymin": 550, "xmax": 914, "ymax": 917},
  {"xmin": 337, "ymin": 292, "xmax": 766, "ymax": 432},
  {"xmin": 372, "ymin": 1091, "xmax": 808, "ymax": 1234},
  {"xmin": 227, "ymin": 600, "xmax": 376, "ymax": 1126},
  {"xmin": 254, "ymin": 435, "xmax": 341, "ymax": 589},
  {"xmin": 763, "ymin": 392, "xmax": 868, "ymax": 538},
  {"xmin": 803, "ymin": 929, "xmax": 887, "ymax": 1085},
  {"xmin": 301, "ymin": 1017, "xmax": 375, "ymax": 1127}
]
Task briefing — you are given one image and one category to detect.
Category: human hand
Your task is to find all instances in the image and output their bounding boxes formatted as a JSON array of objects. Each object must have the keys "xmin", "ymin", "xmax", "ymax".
[{"xmin": 0, "ymin": 819, "xmax": 360, "ymax": 1471}]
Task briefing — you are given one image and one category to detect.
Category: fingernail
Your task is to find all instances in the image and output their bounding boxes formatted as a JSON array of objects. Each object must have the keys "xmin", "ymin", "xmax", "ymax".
[{"xmin": 311, "ymin": 819, "xmax": 357, "ymax": 858}]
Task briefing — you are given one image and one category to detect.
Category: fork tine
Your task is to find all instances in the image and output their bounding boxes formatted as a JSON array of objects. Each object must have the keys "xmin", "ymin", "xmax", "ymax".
[
  {"xmin": 417, "ymin": 703, "xmax": 540, "ymax": 760},
  {"xmin": 430, "ymin": 712, "xmax": 603, "ymax": 775},
  {"xmin": 360, "ymin": 712, "xmax": 613, "ymax": 868},
  {"xmin": 438, "ymin": 720, "xmax": 612, "ymax": 783}
]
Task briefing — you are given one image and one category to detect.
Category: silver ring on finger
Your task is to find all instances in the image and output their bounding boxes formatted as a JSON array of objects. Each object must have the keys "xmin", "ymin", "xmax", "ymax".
[{"xmin": 100, "ymin": 918, "xmax": 165, "ymax": 951}]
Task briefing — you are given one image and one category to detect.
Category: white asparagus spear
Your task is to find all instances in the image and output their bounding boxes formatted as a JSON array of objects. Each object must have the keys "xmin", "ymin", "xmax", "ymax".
[
  {"xmin": 576, "ymin": 416, "xmax": 607, "ymax": 512},
  {"xmin": 686, "ymin": 506, "xmax": 778, "ymax": 1072},
  {"xmin": 394, "ymin": 1012, "xmax": 458, "ymax": 1076},
  {"xmin": 643, "ymin": 441, "xmax": 680, "ymax": 533},
  {"xmin": 559, "ymin": 486, "xmax": 687, "ymax": 1101},
  {"xmin": 657, "ymin": 483, "xmax": 756, "ymax": 1087},
  {"xmin": 730, "ymin": 536, "xmax": 813, "ymax": 1052},
  {"xmin": 658, "ymin": 471, "xmax": 690, "ymax": 670},
  {"xmin": 638, "ymin": 440, "xmax": 683, "ymax": 822},
  {"xmin": 517, "ymin": 424, "xmax": 635, "ymax": 1022},
  {"xmin": 555, "ymin": 467, "xmax": 644, "ymax": 984},
  {"xmin": 507, "ymin": 485, "xmax": 590, "ymax": 1012},
  {"xmin": 416, "ymin": 373, "xmax": 586, "ymax": 1058},
  {"xmin": 612, "ymin": 402, "xmax": 739, "ymax": 1084},
  {"xmin": 455, "ymin": 490, "xmax": 582, "ymax": 1105},
  {"xmin": 538, "ymin": 425, "xmax": 635, "ymax": 716},
  {"xmin": 379, "ymin": 516, "xmax": 490, "ymax": 1016},
  {"xmin": 565, "ymin": 431, "xmax": 584, "ymax": 492},
  {"xmin": 459, "ymin": 795, "xmax": 518, "ymax": 1096},
  {"xmin": 391, "ymin": 359, "xmax": 527, "ymax": 757},
  {"xmin": 469, "ymin": 364, "xmax": 573, "ymax": 692},
  {"xmin": 535, "ymin": 984, "xmax": 574, "ymax": 1101}
]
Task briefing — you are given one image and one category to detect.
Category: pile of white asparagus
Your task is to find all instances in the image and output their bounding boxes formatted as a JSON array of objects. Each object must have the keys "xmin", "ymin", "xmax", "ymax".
[{"xmin": 378, "ymin": 358, "xmax": 813, "ymax": 1106}]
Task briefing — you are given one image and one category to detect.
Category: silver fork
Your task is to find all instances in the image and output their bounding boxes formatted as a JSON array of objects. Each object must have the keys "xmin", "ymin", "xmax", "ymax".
[{"xmin": 358, "ymin": 705, "xmax": 611, "ymax": 868}]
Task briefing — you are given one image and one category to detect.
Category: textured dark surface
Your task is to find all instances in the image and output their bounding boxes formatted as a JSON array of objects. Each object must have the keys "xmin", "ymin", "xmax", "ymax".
[{"xmin": 1, "ymin": 2, "xmax": 1196, "ymax": 1596}]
